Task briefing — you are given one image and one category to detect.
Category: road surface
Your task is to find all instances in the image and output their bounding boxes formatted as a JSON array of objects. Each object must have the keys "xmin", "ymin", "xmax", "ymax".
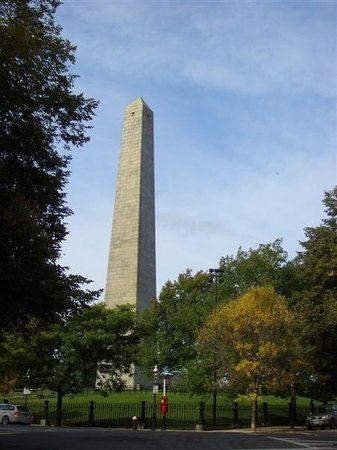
[{"xmin": 0, "ymin": 426, "xmax": 336, "ymax": 450}]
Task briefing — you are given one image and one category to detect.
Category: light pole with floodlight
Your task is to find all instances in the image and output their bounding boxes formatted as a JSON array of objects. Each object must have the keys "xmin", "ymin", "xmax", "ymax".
[{"xmin": 209, "ymin": 267, "xmax": 224, "ymax": 426}]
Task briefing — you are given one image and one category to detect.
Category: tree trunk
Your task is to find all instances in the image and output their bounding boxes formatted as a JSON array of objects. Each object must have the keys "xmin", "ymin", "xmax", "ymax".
[
  {"xmin": 290, "ymin": 384, "xmax": 296, "ymax": 429},
  {"xmin": 251, "ymin": 393, "xmax": 258, "ymax": 431},
  {"xmin": 56, "ymin": 386, "xmax": 63, "ymax": 427}
]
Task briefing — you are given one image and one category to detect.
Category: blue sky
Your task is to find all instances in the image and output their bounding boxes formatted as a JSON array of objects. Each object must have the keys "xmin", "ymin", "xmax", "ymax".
[{"xmin": 56, "ymin": 0, "xmax": 337, "ymax": 295}]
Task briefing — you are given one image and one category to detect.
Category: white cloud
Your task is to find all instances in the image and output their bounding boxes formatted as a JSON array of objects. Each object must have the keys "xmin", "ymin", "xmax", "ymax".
[{"xmin": 60, "ymin": 0, "xmax": 336, "ymax": 97}]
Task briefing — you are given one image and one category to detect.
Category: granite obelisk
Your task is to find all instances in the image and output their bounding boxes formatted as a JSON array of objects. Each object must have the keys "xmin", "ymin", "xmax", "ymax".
[{"xmin": 105, "ymin": 97, "xmax": 156, "ymax": 316}]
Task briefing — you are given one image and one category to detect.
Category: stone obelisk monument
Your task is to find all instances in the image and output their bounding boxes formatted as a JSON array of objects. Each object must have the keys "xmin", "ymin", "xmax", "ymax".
[{"xmin": 105, "ymin": 96, "xmax": 156, "ymax": 315}]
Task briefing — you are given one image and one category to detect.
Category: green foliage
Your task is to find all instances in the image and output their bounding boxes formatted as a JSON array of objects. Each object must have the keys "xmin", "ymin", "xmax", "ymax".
[
  {"xmin": 295, "ymin": 186, "xmax": 337, "ymax": 401},
  {"xmin": 140, "ymin": 240, "xmax": 297, "ymax": 385},
  {"xmin": 177, "ymin": 358, "xmax": 217, "ymax": 396},
  {"xmin": 17, "ymin": 303, "xmax": 138, "ymax": 425},
  {"xmin": 4, "ymin": 304, "xmax": 139, "ymax": 397},
  {"xmin": 0, "ymin": 0, "xmax": 99, "ymax": 330},
  {"xmin": 140, "ymin": 270, "xmax": 213, "ymax": 375},
  {"xmin": 219, "ymin": 239, "xmax": 299, "ymax": 301}
]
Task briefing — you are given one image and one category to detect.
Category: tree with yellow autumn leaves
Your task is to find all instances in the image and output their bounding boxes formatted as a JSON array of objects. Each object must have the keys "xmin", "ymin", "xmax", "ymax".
[{"xmin": 198, "ymin": 286, "xmax": 309, "ymax": 430}]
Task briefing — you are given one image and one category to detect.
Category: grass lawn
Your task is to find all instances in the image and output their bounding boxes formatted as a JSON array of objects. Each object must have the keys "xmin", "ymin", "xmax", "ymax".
[
  {"xmin": 3, "ymin": 389, "xmax": 314, "ymax": 408},
  {"xmin": 1, "ymin": 389, "xmax": 321, "ymax": 429}
]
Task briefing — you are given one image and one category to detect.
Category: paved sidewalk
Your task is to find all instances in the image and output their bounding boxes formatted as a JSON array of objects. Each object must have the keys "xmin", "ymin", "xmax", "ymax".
[
  {"xmin": 30, "ymin": 424, "xmax": 307, "ymax": 434},
  {"xmin": 220, "ymin": 426, "xmax": 308, "ymax": 434}
]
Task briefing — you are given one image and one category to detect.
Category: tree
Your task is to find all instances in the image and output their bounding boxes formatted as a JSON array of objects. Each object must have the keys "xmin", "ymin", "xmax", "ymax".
[
  {"xmin": 0, "ymin": 0, "xmax": 99, "ymax": 329},
  {"xmin": 198, "ymin": 286, "xmax": 308, "ymax": 430},
  {"xmin": 219, "ymin": 239, "xmax": 299, "ymax": 301},
  {"xmin": 140, "ymin": 240, "xmax": 300, "ymax": 414},
  {"xmin": 140, "ymin": 241, "xmax": 297, "ymax": 381},
  {"xmin": 295, "ymin": 186, "xmax": 337, "ymax": 401},
  {"xmin": 140, "ymin": 270, "xmax": 213, "ymax": 376},
  {"xmin": 6, "ymin": 304, "xmax": 139, "ymax": 425}
]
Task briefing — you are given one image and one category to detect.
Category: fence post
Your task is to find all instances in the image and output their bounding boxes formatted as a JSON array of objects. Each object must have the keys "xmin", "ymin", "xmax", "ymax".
[
  {"xmin": 44, "ymin": 400, "xmax": 49, "ymax": 426},
  {"xmin": 288, "ymin": 401, "xmax": 296, "ymax": 429},
  {"xmin": 89, "ymin": 401, "xmax": 95, "ymax": 427},
  {"xmin": 139, "ymin": 400, "xmax": 146, "ymax": 429},
  {"xmin": 232, "ymin": 401, "xmax": 239, "ymax": 428},
  {"xmin": 262, "ymin": 402, "xmax": 269, "ymax": 426},
  {"xmin": 196, "ymin": 401, "xmax": 205, "ymax": 431}
]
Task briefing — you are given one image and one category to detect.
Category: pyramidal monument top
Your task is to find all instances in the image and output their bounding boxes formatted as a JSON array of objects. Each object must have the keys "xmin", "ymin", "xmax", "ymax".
[{"xmin": 126, "ymin": 97, "xmax": 152, "ymax": 111}]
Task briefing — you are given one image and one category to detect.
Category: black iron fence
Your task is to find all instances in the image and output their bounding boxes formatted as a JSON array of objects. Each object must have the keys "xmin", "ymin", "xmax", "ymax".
[{"xmin": 28, "ymin": 400, "xmax": 311, "ymax": 430}]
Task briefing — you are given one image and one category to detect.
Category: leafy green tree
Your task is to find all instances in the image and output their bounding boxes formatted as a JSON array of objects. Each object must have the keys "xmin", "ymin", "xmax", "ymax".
[
  {"xmin": 140, "ymin": 240, "xmax": 297, "ymax": 381},
  {"xmin": 219, "ymin": 239, "xmax": 299, "ymax": 301},
  {"xmin": 198, "ymin": 286, "xmax": 308, "ymax": 430},
  {"xmin": 0, "ymin": 0, "xmax": 99, "ymax": 330},
  {"xmin": 6, "ymin": 304, "xmax": 139, "ymax": 425},
  {"xmin": 295, "ymin": 186, "xmax": 337, "ymax": 401},
  {"xmin": 140, "ymin": 270, "xmax": 213, "ymax": 376}
]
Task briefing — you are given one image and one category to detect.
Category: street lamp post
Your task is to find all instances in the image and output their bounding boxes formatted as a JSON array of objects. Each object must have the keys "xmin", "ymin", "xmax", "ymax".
[
  {"xmin": 209, "ymin": 268, "xmax": 224, "ymax": 308},
  {"xmin": 209, "ymin": 267, "xmax": 224, "ymax": 426},
  {"xmin": 152, "ymin": 365, "xmax": 159, "ymax": 431}
]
